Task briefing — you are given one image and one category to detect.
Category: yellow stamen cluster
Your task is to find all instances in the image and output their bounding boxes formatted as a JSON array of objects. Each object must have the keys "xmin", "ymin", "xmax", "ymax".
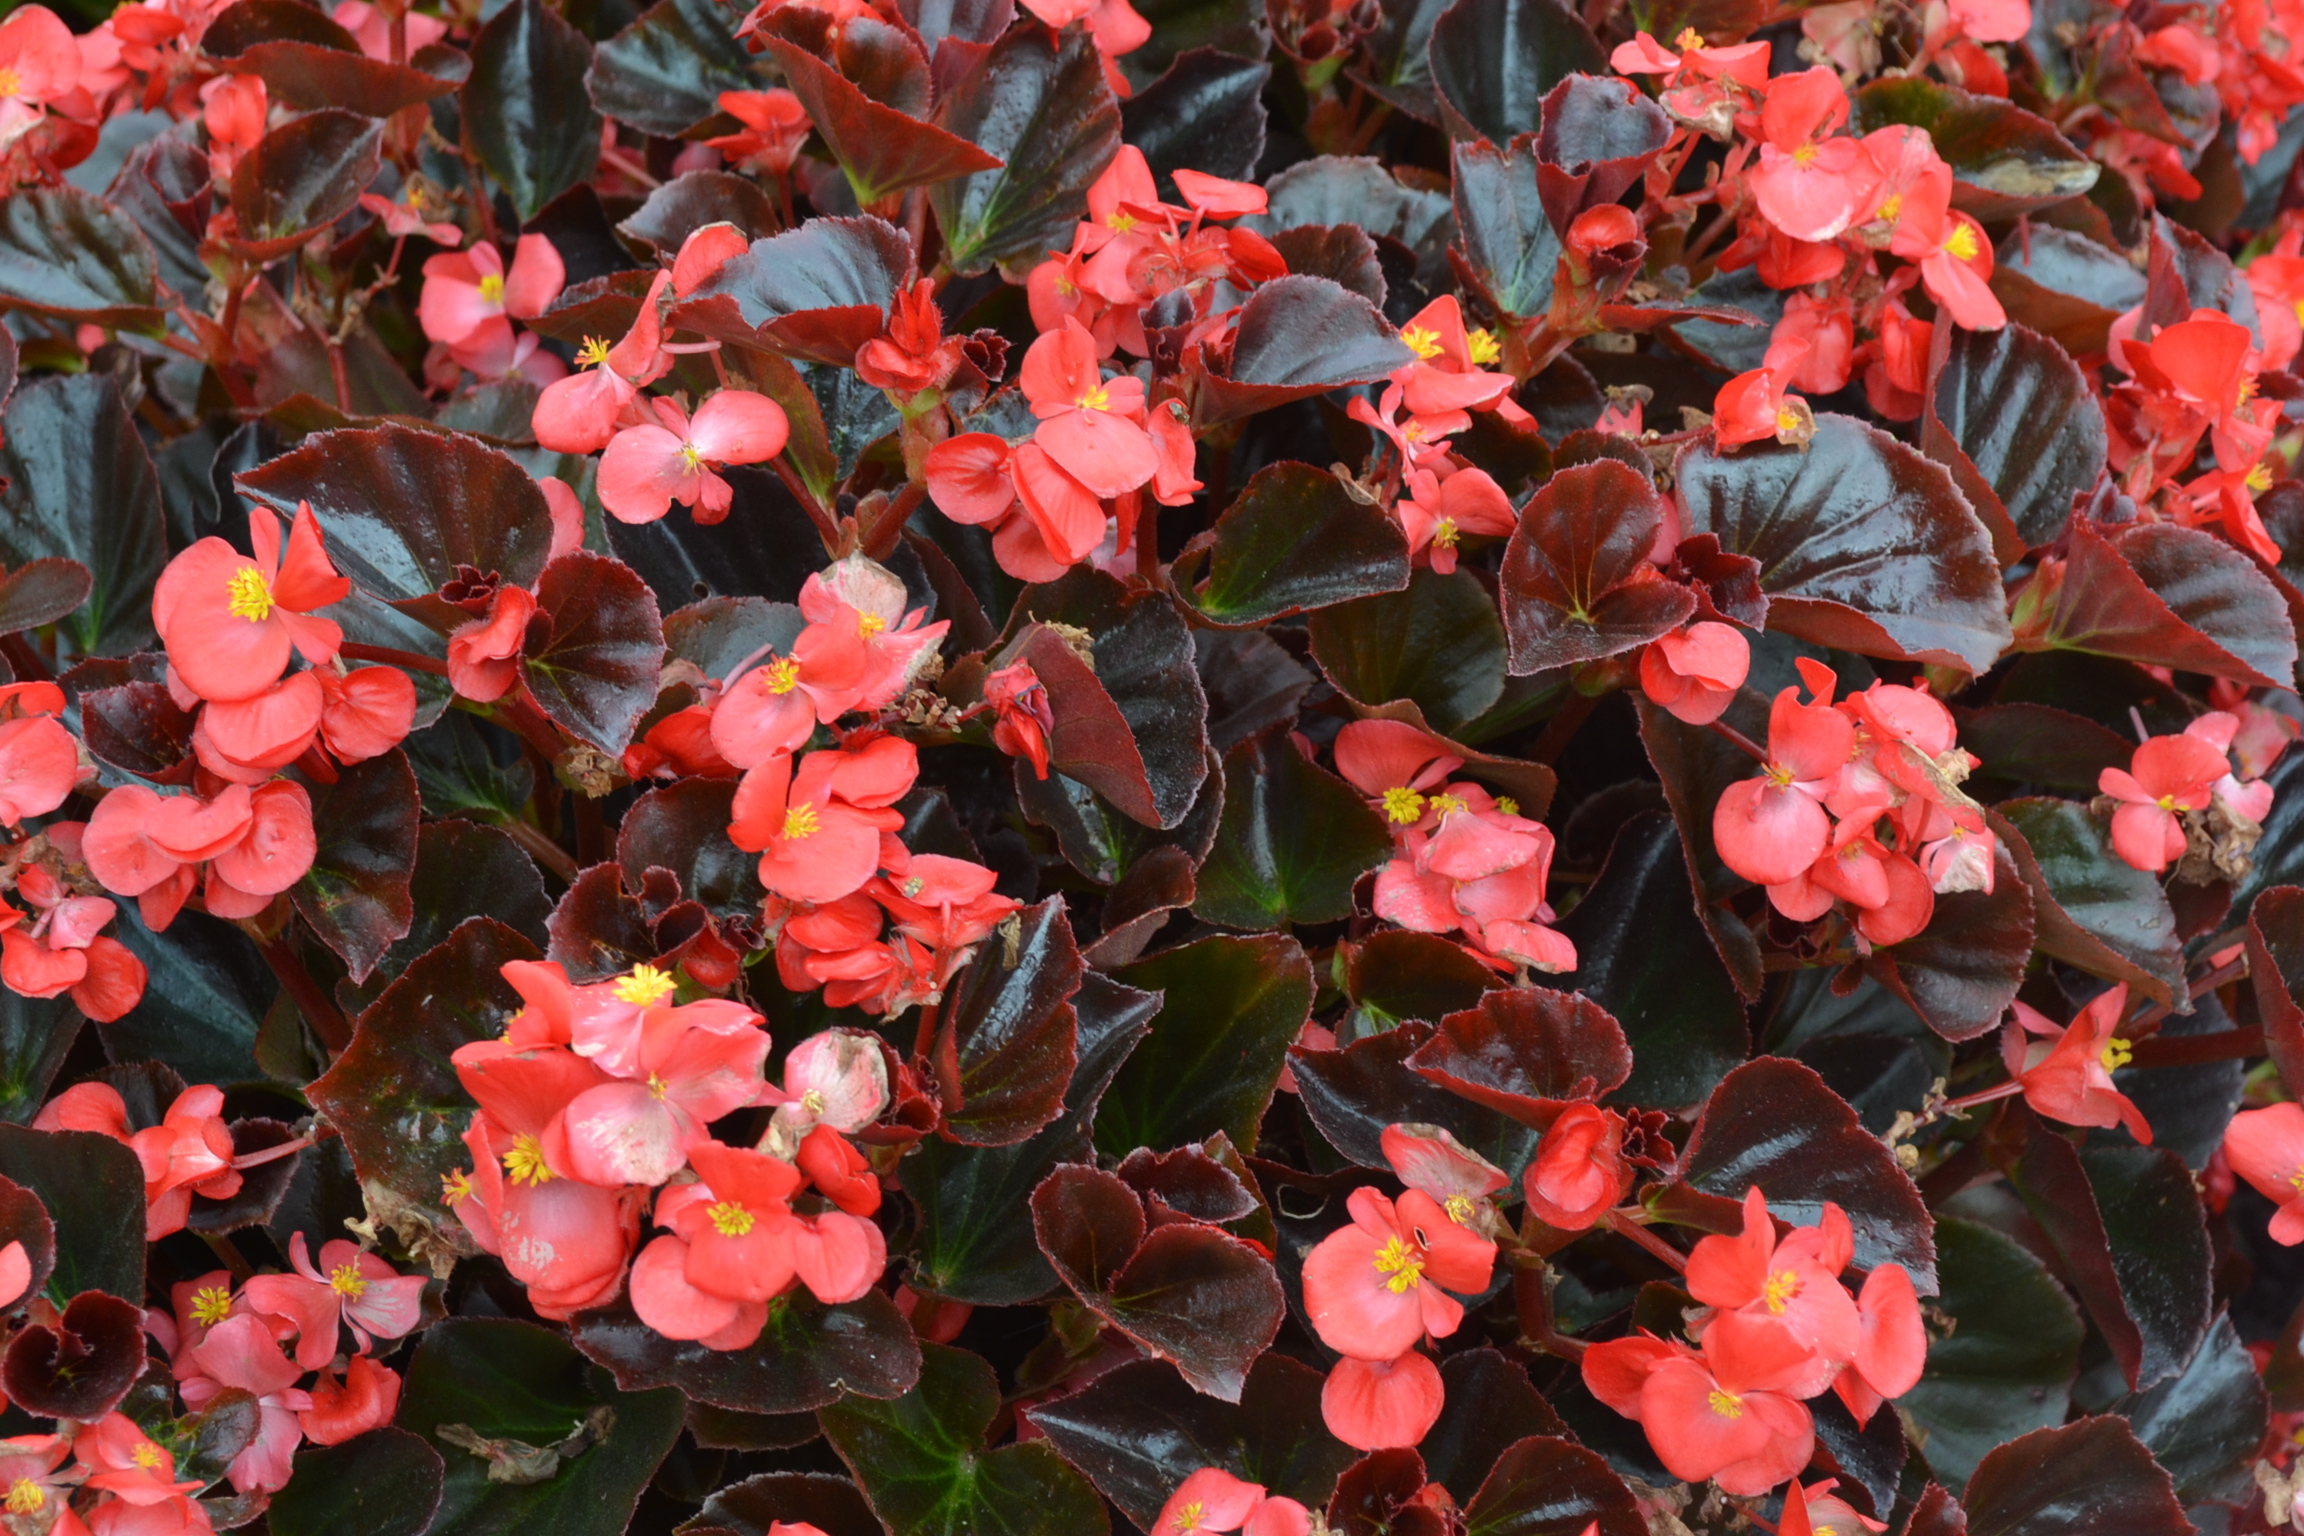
[
  {"xmin": 1762, "ymin": 1267, "xmax": 1799, "ymax": 1314},
  {"xmin": 1444, "ymin": 1194, "xmax": 1476, "ymax": 1224},
  {"xmin": 1400, "ymin": 324, "xmax": 1444, "ymax": 360},
  {"xmin": 1432, "ymin": 517, "xmax": 1461, "ymax": 549},
  {"xmin": 132, "ymin": 1446, "xmax": 161, "ymax": 1470},
  {"xmin": 1466, "ymin": 328, "xmax": 1501, "ymax": 366},
  {"xmin": 1428, "ymin": 793, "xmax": 1466, "ymax": 816},
  {"xmin": 504, "ymin": 1134, "xmax": 554, "ymax": 1187},
  {"xmin": 442, "ymin": 1168, "xmax": 473, "ymax": 1205},
  {"xmin": 1496, "ymin": 797, "xmax": 1520, "ymax": 816},
  {"xmin": 0, "ymin": 69, "xmax": 22, "ymax": 99},
  {"xmin": 329, "ymin": 1262, "xmax": 369, "ymax": 1299},
  {"xmin": 1077, "ymin": 382, "xmax": 1112, "ymax": 412},
  {"xmin": 1876, "ymin": 193, "xmax": 1902, "ymax": 223},
  {"xmin": 709, "ymin": 1200, "xmax": 755, "ymax": 1237},
  {"xmin": 615, "ymin": 964, "xmax": 677, "ymax": 1007},
  {"xmin": 5, "ymin": 1478, "xmax": 43, "ymax": 1515},
  {"xmin": 226, "ymin": 567, "xmax": 275, "ymax": 623},
  {"xmin": 577, "ymin": 336, "xmax": 613, "ymax": 368},
  {"xmin": 1372, "ymin": 1235, "xmax": 1425, "ymax": 1293},
  {"xmin": 1707, "ymin": 1388, "xmax": 1744, "ymax": 1419},
  {"xmin": 1381, "ymin": 786, "xmax": 1427, "ymax": 824},
  {"xmin": 1944, "ymin": 223, "xmax": 1981, "ymax": 262},
  {"xmin": 2100, "ymin": 1036, "xmax": 2134, "ymax": 1071},
  {"xmin": 783, "ymin": 802, "xmax": 821, "ymax": 840},
  {"xmin": 761, "ymin": 657, "xmax": 802, "ymax": 693},
  {"xmin": 858, "ymin": 612, "xmax": 887, "ymax": 637},
  {"xmin": 192, "ymin": 1285, "xmax": 234, "ymax": 1326},
  {"xmin": 647, "ymin": 1073, "xmax": 669, "ymax": 1100},
  {"xmin": 1792, "ymin": 141, "xmax": 1820, "ymax": 167},
  {"xmin": 478, "ymin": 273, "xmax": 505, "ymax": 306}
]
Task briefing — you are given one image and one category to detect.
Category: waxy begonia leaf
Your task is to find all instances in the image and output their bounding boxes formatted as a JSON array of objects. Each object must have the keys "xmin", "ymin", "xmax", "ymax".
[
  {"xmin": 1993, "ymin": 798, "xmax": 2184, "ymax": 1004},
  {"xmin": 0, "ymin": 993, "xmax": 79, "ymax": 1127},
  {"xmin": 1418, "ymin": 1351, "xmax": 1569, "ymax": 1502},
  {"xmin": 900, "ymin": 0, "xmax": 1015, "ymax": 51},
  {"xmin": 1461, "ymin": 1436, "xmax": 1647, "ymax": 1536},
  {"xmin": 2236, "ymin": 750, "xmax": 2304, "ymax": 917},
  {"xmin": 1853, "ymin": 78, "xmax": 2099, "ymax": 219},
  {"xmin": 1248, "ymin": 156, "xmax": 1456, "ymax": 269},
  {"xmin": 931, "ymin": 28, "xmax": 1120, "ymax": 275},
  {"xmin": 1960, "ymin": 1417, "xmax": 2192, "ymax": 1536},
  {"xmin": 1809, "ymin": 1390, "xmax": 1908, "ymax": 1519},
  {"xmin": 617, "ymin": 780, "xmax": 762, "ymax": 921},
  {"xmin": 308, "ymin": 919, "xmax": 541, "ymax": 1262},
  {"xmin": 933, "ymin": 898, "xmax": 1082, "ymax": 1146},
  {"xmin": 1343, "ymin": 930, "xmax": 1498, "ymax": 1033},
  {"xmin": 0, "ymin": 186, "xmax": 162, "ymax": 328},
  {"xmin": 1679, "ymin": 1056, "xmax": 1938, "ymax": 1290},
  {"xmin": 294, "ymin": 749, "xmax": 420, "ymax": 983},
  {"xmin": 618, "ymin": 174, "xmax": 783, "ymax": 263},
  {"xmin": 1015, "ymin": 758, "xmax": 1224, "ymax": 887},
  {"xmin": 0, "ymin": 1126, "xmax": 143, "ymax": 1305},
  {"xmin": 903, "ymin": 972, "xmax": 1158, "ymax": 1304},
  {"xmin": 2115, "ymin": 1315, "xmax": 2267, "ymax": 1504},
  {"xmin": 1290, "ymin": 1020, "xmax": 1541, "ymax": 1178},
  {"xmin": 1900, "ymin": 1218, "xmax": 2082, "ymax": 1491},
  {"xmin": 1958, "ymin": 703, "xmax": 2133, "ymax": 794},
  {"xmin": 1193, "ymin": 275, "xmax": 1418, "ymax": 426},
  {"xmin": 1194, "ymin": 728, "xmax": 1395, "ymax": 930},
  {"xmin": 0, "ymin": 558, "xmax": 92, "ymax": 637},
  {"xmin": 1533, "ymin": 74, "xmax": 1672, "ymax": 234},
  {"xmin": 0, "ymin": 374, "xmax": 166, "ymax": 657},
  {"xmin": 1353, "ymin": 0, "xmax": 1451, "ymax": 120},
  {"xmin": 546, "ymin": 863, "xmax": 656, "ymax": 981},
  {"xmin": 571, "ymin": 1289, "xmax": 922, "ymax": 1414},
  {"xmin": 588, "ymin": 0, "xmax": 759, "ymax": 136},
  {"xmin": 406, "ymin": 710, "xmax": 536, "ymax": 825},
  {"xmin": 1426, "ymin": 0, "xmax": 1606, "ymax": 144},
  {"xmin": 270, "ymin": 1429, "xmax": 448, "ymax": 1536},
  {"xmin": 1269, "ymin": 224, "xmax": 1388, "ymax": 307},
  {"xmin": 1024, "ymin": 1354, "xmax": 1356, "ymax": 1529},
  {"xmin": 99, "ymin": 906, "xmax": 272, "ymax": 1088},
  {"xmin": 235, "ymin": 422, "xmax": 559, "ymax": 618},
  {"xmin": 349, "ymin": 820, "xmax": 550, "ymax": 1002},
  {"xmin": 1500, "ymin": 460, "xmax": 1696, "ymax": 672},
  {"xmin": 464, "ymin": 0, "xmax": 603, "ymax": 220},
  {"xmin": 1406, "ymin": 987, "xmax": 1633, "ymax": 1125},
  {"xmin": 1031, "ymin": 1164, "xmax": 1285, "ymax": 1400},
  {"xmin": 1554, "ymin": 814, "xmax": 1749, "ymax": 1109},
  {"xmin": 1122, "ymin": 49, "xmax": 1271, "ymax": 188},
  {"xmin": 677, "ymin": 216, "xmax": 914, "ymax": 366},
  {"xmin": 2016, "ymin": 519, "xmax": 2297, "ymax": 689},
  {"xmin": 77, "ymin": 677, "xmax": 194, "ymax": 782},
  {"xmin": 1010, "ymin": 570, "xmax": 1210, "ymax": 830},
  {"xmin": 1925, "ymin": 322, "xmax": 2105, "ymax": 554},
  {"xmin": 1190, "ymin": 462, "xmax": 1412, "ymax": 625},
  {"xmin": 229, "ymin": 110, "xmax": 383, "ymax": 256},
  {"xmin": 3, "ymin": 1290, "xmax": 144, "ymax": 1420},
  {"xmin": 690, "ymin": 1472, "xmax": 881, "ymax": 1536},
  {"xmin": 523, "ymin": 551, "xmax": 666, "ymax": 756},
  {"xmin": 1308, "ymin": 566, "xmax": 1508, "ymax": 735},
  {"xmin": 2248, "ymin": 886, "xmax": 2304, "ymax": 1094},
  {"xmin": 1674, "ymin": 415, "xmax": 2013, "ymax": 675},
  {"xmin": 1990, "ymin": 225, "xmax": 2146, "ymax": 358},
  {"xmin": 205, "ymin": 0, "xmax": 469, "ymax": 116},
  {"xmin": 1873, "ymin": 842, "xmax": 2035, "ymax": 1042},
  {"xmin": 821, "ymin": 1342, "xmax": 1108, "ymax": 1536},
  {"xmin": 761, "ymin": 35, "xmax": 1001, "ymax": 211},
  {"xmin": 1099, "ymin": 935, "xmax": 1311, "ymax": 1156},
  {"xmin": 397, "ymin": 1318, "xmax": 684, "ymax": 1536}
]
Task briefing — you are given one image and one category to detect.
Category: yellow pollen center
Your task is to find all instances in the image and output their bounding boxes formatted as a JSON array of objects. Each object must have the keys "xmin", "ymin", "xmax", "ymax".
[
  {"xmin": 708, "ymin": 1200, "xmax": 755, "ymax": 1236},
  {"xmin": 1793, "ymin": 141, "xmax": 1820, "ymax": 166},
  {"xmin": 1105, "ymin": 211, "xmax": 1138, "ymax": 233},
  {"xmin": 2157, "ymin": 793, "xmax": 2178, "ymax": 810},
  {"xmin": 1372, "ymin": 1234, "xmax": 1425, "ymax": 1292},
  {"xmin": 1944, "ymin": 223, "xmax": 1981, "ymax": 261},
  {"xmin": 1429, "ymin": 793, "xmax": 1466, "ymax": 816},
  {"xmin": 1433, "ymin": 517, "xmax": 1461, "ymax": 548},
  {"xmin": 478, "ymin": 273, "xmax": 504, "ymax": 306},
  {"xmin": 1400, "ymin": 324, "xmax": 1444, "ymax": 360},
  {"xmin": 2289, "ymin": 1162, "xmax": 2304, "ymax": 1191},
  {"xmin": 1466, "ymin": 328, "xmax": 1501, "ymax": 365},
  {"xmin": 1381, "ymin": 786, "xmax": 1426, "ymax": 824},
  {"xmin": 329, "ymin": 1262, "xmax": 368, "ymax": 1299},
  {"xmin": 1402, "ymin": 421, "xmax": 1427, "ymax": 442},
  {"xmin": 1708, "ymin": 1388, "xmax": 1744, "ymax": 1419},
  {"xmin": 577, "ymin": 336, "xmax": 613, "ymax": 367},
  {"xmin": 2100, "ymin": 1037, "xmax": 2134, "ymax": 1071},
  {"xmin": 1174, "ymin": 1501, "xmax": 1206, "ymax": 1533},
  {"xmin": 226, "ymin": 567, "xmax": 275, "ymax": 623},
  {"xmin": 783, "ymin": 802, "xmax": 820, "ymax": 840},
  {"xmin": 1762, "ymin": 1268, "xmax": 1799, "ymax": 1314},
  {"xmin": 191, "ymin": 1285, "xmax": 233, "ymax": 1326},
  {"xmin": 442, "ymin": 1168, "xmax": 473, "ymax": 1205},
  {"xmin": 1496, "ymin": 796, "xmax": 1519, "ymax": 815},
  {"xmin": 857, "ymin": 612, "xmax": 886, "ymax": 637},
  {"xmin": 678, "ymin": 443, "xmax": 705, "ymax": 471},
  {"xmin": 2293, "ymin": 298, "xmax": 2304, "ymax": 326},
  {"xmin": 132, "ymin": 1446, "xmax": 160, "ymax": 1469},
  {"xmin": 2250, "ymin": 462, "xmax": 2275, "ymax": 492},
  {"xmin": 5, "ymin": 1479, "xmax": 42, "ymax": 1515},
  {"xmin": 1876, "ymin": 192, "xmax": 1902, "ymax": 222},
  {"xmin": 903, "ymin": 876, "xmax": 924, "ymax": 897},
  {"xmin": 1775, "ymin": 406, "xmax": 1803, "ymax": 433},
  {"xmin": 1675, "ymin": 26, "xmax": 1704, "ymax": 48},
  {"xmin": 0, "ymin": 69, "xmax": 23, "ymax": 99},
  {"xmin": 1077, "ymin": 382, "xmax": 1111, "ymax": 412},
  {"xmin": 761, "ymin": 657, "xmax": 801, "ymax": 694},
  {"xmin": 1444, "ymin": 1194, "xmax": 1475, "ymax": 1224},
  {"xmin": 802, "ymin": 1089, "xmax": 827, "ymax": 1115},
  {"xmin": 1766, "ymin": 763, "xmax": 1798, "ymax": 788},
  {"xmin": 647, "ymin": 1073, "xmax": 669, "ymax": 1100},
  {"xmin": 504, "ymin": 1134, "xmax": 554, "ymax": 1187},
  {"xmin": 615, "ymin": 964, "xmax": 677, "ymax": 1006}
]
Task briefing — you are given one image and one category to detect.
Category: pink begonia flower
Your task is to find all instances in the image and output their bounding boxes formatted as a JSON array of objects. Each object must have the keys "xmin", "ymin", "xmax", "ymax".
[
  {"xmin": 179, "ymin": 1315, "xmax": 313, "ymax": 1495},
  {"xmin": 0, "ymin": 7, "xmax": 80, "ymax": 152},
  {"xmin": 532, "ymin": 272, "xmax": 673, "ymax": 454},
  {"xmin": 238, "ymin": 1232, "xmax": 425, "ymax": 1371},
  {"xmin": 418, "ymin": 234, "xmax": 565, "ymax": 349},
  {"xmin": 558, "ymin": 1002, "xmax": 769, "ymax": 1187},
  {"xmin": 597, "ymin": 391, "xmax": 791, "ymax": 524}
]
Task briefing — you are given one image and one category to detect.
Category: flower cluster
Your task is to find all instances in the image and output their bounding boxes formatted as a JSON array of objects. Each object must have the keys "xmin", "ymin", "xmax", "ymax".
[
  {"xmin": 1334, "ymin": 720, "xmax": 1575, "ymax": 976},
  {"xmin": 2097, "ymin": 710, "xmax": 2280, "ymax": 877},
  {"xmin": 417, "ymin": 232, "xmax": 568, "ymax": 388},
  {"xmin": 1581, "ymin": 1189, "xmax": 1926, "ymax": 1494}
]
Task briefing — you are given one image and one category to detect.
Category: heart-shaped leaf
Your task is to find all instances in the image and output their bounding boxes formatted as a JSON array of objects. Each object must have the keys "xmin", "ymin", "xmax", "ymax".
[
  {"xmin": 294, "ymin": 750, "xmax": 420, "ymax": 983},
  {"xmin": 464, "ymin": 0, "xmax": 602, "ymax": 219},
  {"xmin": 1309, "ymin": 567, "xmax": 1509, "ymax": 736},
  {"xmin": 1461, "ymin": 1436, "xmax": 1646, "ymax": 1536},
  {"xmin": 1291, "ymin": 1020, "xmax": 1542, "ymax": 1179},
  {"xmin": 1960, "ymin": 1417, "xmax": 2191, "ymax": 1536},
  {"xmin": 932, "ymin": 898, "xmax": 1082, "ymax": 1147},
  {"xmin": 0, "ymin": 1126, "xmax": 143, "ymax": 1304},
  {"xmin": 931, "ymin": 27, "xmax": 1121, "ymax": 275},
  {"xmin": 1122, "ymin": 48, "xmax": 1270, "ymax": 189},
  {"xmin": 1417, "ymin": 1351, "xmax": 1569, "ymax": 1502},
  {"xmin": 587, "ymin": 0, "xmax": 759, "ymax": 136},
  {"xmin": 1674, "ymin": 414, "xmax": 2012, "ymax": 674},
  {"xmin": 761, "ymin": 34, "xmax": 1001, "ymax": 209},
  {"xmin": 1501, "ymin": 459, "xmax": 1696, "ymax": 672},
  {"xmin": 395, "ymin": 1318, "xmax": 685, "ymax": 1536},
  {"xmin": 1344, "ymin": 930, "xmax": 1498, "ymax": 1033},
  {"xmin": 0, "ymin": 186, "xmax": 161, "ymax": 327},
  {"xmin": 1924, "ymin": 322, "xmax": 2104, "ymax": 554},
  {"xmin": 1099, "ymin": 935, "xmax": 1311, "ymax": 1156},
  {"xmin": 1533, "ymin": 73, "xmax": 1672, "ymax": 234},
  {"xmin": 3, "ymin": 1291, "xmax": 145, "ymax": 1420},
  {"xmin": 205, "ymin": 0, "xmax": 469, "ymax": 116},
  {"xmin": 1195, "ymin": 276, "xmax": 1419, "ymax": 428},
  {"xmin": 1190, "ymin": 462, "xmax": 1411, "ymax": 624},
  {"xmin": 230, "ymin": 109, "xmax": 384, "ymax": 255},
  {"xmin": 1450, "ymin": 137, "xmax": 1559, "ymax": 323},
  {"xmin": 821, "ymin": 1342, "xmax": 1108, "ymax": 1536},
  {"xmin": 523, "ymin": 551, "xmax": 666, "ymax": 755},
  {"xmin": 2015, "ymin": 518, "xmax": 2296, "ymax": 689},
  {"xmin": 99, "ymin": 905, "xmax": 272, "ymax": 1087},
  {"xmin": 1406, "ymin": 987, "xmax": 1632, "ymax": 1126},
  {"xmin": 571, "ymin": 1288, "xmax": 922, "ymax": 1413},
  {"xmin": 1871, "ymin": 841, "xmax": 2034, "ymax": 1042},
  {"xmin": 338, "ymin": 819, "xmax": 551, "ymax": 1015},
  {"xmin": 1426, "ymin": 0, "xmax": 1605, "ymax": 144},
  {"xmin": 0, "ymin": 374, "xmax": 166, "ymax": 657},
  {"xmin": 616, "ymin": 779, "xmax": 762, "ymax": 920},
  {"xmin": 1193, "ymin": 728, "xmax": 1395, "ymax": 930},
  {"xmin": 270, "ymin": 1429, "xmax": 447, "ymax": 1536}
]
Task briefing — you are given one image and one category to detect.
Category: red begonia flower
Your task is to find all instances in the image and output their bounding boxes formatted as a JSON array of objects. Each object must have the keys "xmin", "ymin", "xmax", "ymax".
[
  {"xmin": 2099, "ymin": 731, "xmax": 2228, "ymax": 873},
  {"xmin": 2002, "ymin": 985, "xmax": 2151, "ymax": 1142},
  {"xmin": 1522, "ymin": 1102, "xmax": 1630, "ymax": 1230},
  {"xmin": 1640, "ymin": 621, "xmax": 1751, "ymax": 726},
  {"xmin": 1301, "ymin": 1187, "xmax": 1494, "ymax": 1360},
  {"xmin": 2224, "ymin": 1103, "xmax": 2304, "ymax": 1245},
  {"xmin": 1749, "ymin": 68, "xmax": 1880, "ymax": 242},
  {"xmin": 1713, "ymin": 675, "xmax": 1852, "ymax": 887},
  {"xmin": 1319, "ymin": 1349, "xmax": 1445, "ymax": 1451},
  {"xmin": 597, "ymin": 391, "xmax": 790, "ymax": 525},
  {"xmin": 153, "ymin": 503, "xmax": 349, "ymax": 704},
  {"xmin": 1020, "ymin": 320, "xmax": 1158, "ymax": 498},
  {"xmin": 299, "ymin": 1355, "xmax": 401, "ymax": 1447}
]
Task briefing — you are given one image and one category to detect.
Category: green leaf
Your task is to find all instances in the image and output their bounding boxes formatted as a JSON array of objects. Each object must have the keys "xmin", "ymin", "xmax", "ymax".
[
  {"xmin": 0, "ymin": 185, "xmax": 161, "ymax": 327},
  {"xmin": 1553, "ymin": 814, "xmax": 1748, "ymax": 1109},
  {"xmin": 822, "ymin": 1342, "xmax": 1108, "ymax": 1536},
  {"xmin": 464, "ymin": 0, "xmax": 603, "ymax": 220},
  {"xmin": 407, "ymin": 711, "xmax": 537, "ymax": 823},
  {"xmin": 395, "ymin": 1318, "xmax": 684, "ymax": 1536},
  {"xmin": 1190, "ymin": 462, "xmax": 1410, "ymax": 624},
  {"xmin": 0, "ymin": 1125, "xmax": 143, "ymax": 1304},
  {"xmin": 1099, "ymin": 935, "xmax": 1311, "ymax": 1155},
  {"xmin": 99, "ymin": 906, "xmax": 273, "ymax": 1086},
  {"xmin": 1899, "ymin": 1217, "xmax": 2081, "ymax": 1490},
  {"xmin": 1308, "ymin": 566, "xmax": 1508, "ymax": 735},
  {"xmin": 1426, "ymin": 0, "xmax": 1605, "ymax": 143},
  {"xmin": 1193, "ymin": 729, "xmax": 1395, "ymax": 930},
  {"xmin": 0, "ymin": 990, "xmax": 81, "ymax": 1126},
  {"xmin": 270, "ymin": 1429, "xmax": 447, "ymax": 1536},
  {"xmin": 307, "ymin": 919, "xmax": 541, "ymax": 1262},
  {"xmin": 931, "ymin": 28, "xmax": 1121, "ymax": 275},
  {"xmin": 294, "ymin": 750, "xmax": 421, "ymax": 984},
  {"xmin": 1994, "ymin": 798, "xmax": 2185, "ymax": 1005},
  {"xmin": 0, "ymin": 374, "xmax": 167, "ymax": 658},
  {"xmin": 587, "ymin": 0, "xmax": 759, "ymax": 137}
]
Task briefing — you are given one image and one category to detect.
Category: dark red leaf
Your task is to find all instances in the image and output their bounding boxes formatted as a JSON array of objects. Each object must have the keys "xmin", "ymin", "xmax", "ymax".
[
  {"xmin": 2016, "ymin": 518, "xmax": 2297, "ymax": 689},
  {"xmin": 1292, "ymin": 1019, "xmax": 1540, "ymax": 1178},
  {"xmin": 523, "ymin": 551, "xmax": 666, "ymax": 755},
  {"xmin": 3, "ymin": 1291, "xmax": 145, "ymax": 1420},
  {"xmin": 760, "ymin": 34, "xmax": 999, "ymax": 208},
  {"xmin": 1500, "ymin": 459, "xmax": 1696, "ymax": 672},
  {"xmin": 1459, "ymin": 1435, "xmax": 1647, "ymax": 1536},
  {"xmin": 292, "ymin": 749, "xmax": 419, "ymax": 983},
  {"xmin": 934, "ymin": 898, "xmax": 1082, "ymax": 1146},
  {"xmin": 1872, "ymin": 840, "xmax": 2035, "ymax": 1042},
  {"xmin": 1190, "ymin": 462, "xmax": 1412, "ymax": 625},
  {"xmin": 675, "ymin": 216, "xmax": 915, "ymax": 366},
  {"xmin": 1192, "ymin": 275, "xmax": 1418, "ymax": 427},
  {"xmin": 229, "ymin": 110, "xmax": 384, "ymax": 258},
  {"xmin": 1992, "ymin": 799, "xmax": 2184, "ymax": 1004},
  {"xmin": 1961, "ymin": 1418, "xmax": 2191, "ymax": 1536},
  {"xmin": 1406, "ymin": 987, "xmax": 1633, "ymax": 1126}
]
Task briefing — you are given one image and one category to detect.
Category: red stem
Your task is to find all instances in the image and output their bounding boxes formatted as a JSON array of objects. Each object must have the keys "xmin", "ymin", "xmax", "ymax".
[
  {"xmin": 1602, "ymin": 1208, "xmax": 1689, "ymax": 1273},
  {"xmin": 254, "ymin": 933, "xmax": 351, "ymax": 1055},
  {"xmin": 338, "ymin": 641, "xmax": 450, "ymax": 678}
]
